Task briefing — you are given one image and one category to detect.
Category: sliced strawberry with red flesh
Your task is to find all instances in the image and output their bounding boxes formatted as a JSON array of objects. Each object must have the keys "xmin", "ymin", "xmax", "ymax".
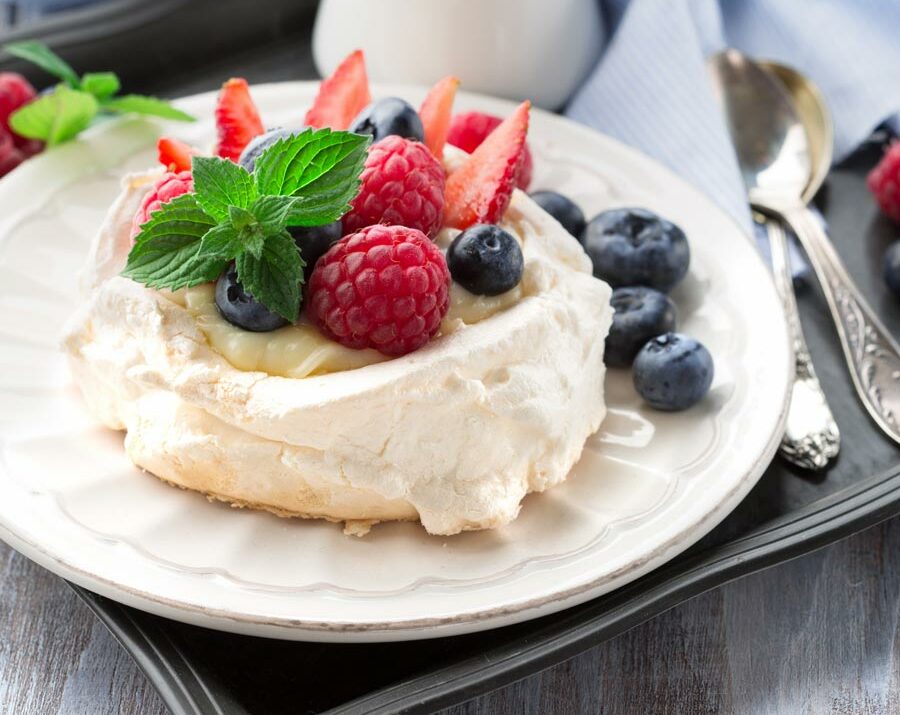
[
  {"xmin": 443, "ymin": 101, "xmax": 530, "ymax": 230},
  {"xmin": 448, "ymin": 110, "xmax": 534, "ymax": 190},
  {"xmin": 304, "ymin": 50, "xmax": 371, "ymax": 130},
  {"xmin": 157, "ymin": 136, "xmax": 199, "ymax": 173},
  {"xmin": 214, "ymin": 78, "xmax": 264, "ymax": 161},
  {"xmin": 418, "ymin": 76, "xmax": 459, "ymax": 160}
]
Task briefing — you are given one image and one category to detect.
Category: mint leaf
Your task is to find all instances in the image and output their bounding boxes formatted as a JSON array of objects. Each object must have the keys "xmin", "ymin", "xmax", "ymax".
[
  {"xmin": 81, "ymin": 71, "xmax": 120, "ymax": 101},
  {"xmin": 122, "ymin": 194, "xmax": 223, "ymax": 290},
  {"xmin": 4, "ymin": 41, "xmax": 79, "ymax": 87},
  {"xmin": 192, "ymin": 156, "xmax": 257, "ymax": 222},
  {"xmin": 253, "ymin": 128, "xmax": 369, "ymax": 225},
  {"xmin": 229, "ymin": 206, "xmax": 256, "ymax": 231},
  {"xmin": 197, "ymin": 223, "xmax": 242, "ymax": 262},
  {"xmin": 235, "ymin": 230, "xmax": 305, "ymax": 321},
  {"xmin": 250, "ymin": 194, "xmax": 299, "ymax": 232},
  {"xmin": 9, "ymin": 86, "xmax": 98, "ymax": 144},
  {"xmin": 102, "ymin": 94, "xmax": 195, "ymax": 122}
]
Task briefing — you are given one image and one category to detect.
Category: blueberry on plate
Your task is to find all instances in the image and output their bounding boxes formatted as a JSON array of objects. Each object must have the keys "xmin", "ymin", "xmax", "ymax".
[
  {"xmin": 633, "ymin": 333, "xmax": 713, "ymax": 411},
  {"xmin": 582, "ymin": 208, "xmax": 690, "ymax": 292},
  {"xmin": 290, "ymin": 221, "xmax": 343, "ymax": 269},
  {"xmin": 884, "ymin": 242, "xmax": 900, "ymax": 299},
  {"xmin": 448, "ymin": 224, "xmax": 524, "ymax": 296},
  {"xmin": 215, "ymin": 264, "xmax": 291, "ymax": 332},
  {"xmin": 350, "ymin": 97, "xmax": 424, "ymax": 143},
  {"xmin": 529, "ymin": 190, "xmax": 586, "ymax": 238},
  {"xmin": 606, "ymin": 286, "xmax": 676, "ymax": 368},
  {"xmin": 238, "ymin": 128, "xmax": 294, "ymax": 172}
]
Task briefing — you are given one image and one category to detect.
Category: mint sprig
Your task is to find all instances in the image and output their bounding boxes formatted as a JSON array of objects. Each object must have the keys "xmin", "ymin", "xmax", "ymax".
[
  {"xmin": 124, "ymin": 128, "xmax": 371, "ymax": 321},
  {"xmin": 3, "ymin": 40, "xmax": 194, "ymax": 145}
]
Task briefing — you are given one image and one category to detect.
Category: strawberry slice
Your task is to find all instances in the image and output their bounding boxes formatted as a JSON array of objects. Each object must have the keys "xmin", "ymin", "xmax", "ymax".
[
  {"xmin": 418, "ymin": 76, "xmax": 459, "ymax": 159},
  {"xmin": 304, "ymin": 50, "xmax": 371, "ymax": 130},
  {"xmin": 214, "ymin": 78, "xmax": 264, "ymax": 161},
  {"xmin": 157, "ymin": 136, "xmax": 199, "ymax": 173},
  {"xmin": 444, "ymin": 101, "xmax": 530, "ymax": 229}
]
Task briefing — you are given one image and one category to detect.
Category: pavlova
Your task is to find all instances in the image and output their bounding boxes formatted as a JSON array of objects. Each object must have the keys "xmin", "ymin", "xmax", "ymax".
[{"xmin": 63, "ymin": 51, "xmax": 615, "ymax": 536}]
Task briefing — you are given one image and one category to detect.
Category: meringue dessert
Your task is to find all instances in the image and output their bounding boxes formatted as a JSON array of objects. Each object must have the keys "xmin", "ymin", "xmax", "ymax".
[{"xmin": 63, "ymin": 53, "xmax": 612, "ymax": 536}]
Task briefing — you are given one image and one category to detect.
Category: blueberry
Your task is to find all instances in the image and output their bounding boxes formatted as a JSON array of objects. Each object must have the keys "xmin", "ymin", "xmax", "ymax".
[
  {"xmin": 529, "ymin": 190, "xmax": 585, "ymax": 238},
  {"xmin": 606, "ymin": 287, "xmax": 676, "ymax": 368},
  {"xmin": 884, "ymin": 242, "xmax": 900, "ymax": 299},
  {"xmin": 289, "ymin": 221, "xmax": 343, "ymax": 269},
  {"xmin": 633, "ymin": 333, "xmax": 713, "ymax": 411},
  {"xmin": 350, "ymin": 98, "xmax": 424, "ymax": 143},
  {"xmin": 447, "ymin": 224, "xmax": 524, "ymax": 296},
  {"xmin": 238, "ymin": 128, "xmax": 293, "ymax": 172},
  {"xmin": 582, "ymin": 208, "xmax": 690, "ymax": 292},
  {"xmin": 215, "ymin": 264, "xmax": 291, "ymax": 332}
]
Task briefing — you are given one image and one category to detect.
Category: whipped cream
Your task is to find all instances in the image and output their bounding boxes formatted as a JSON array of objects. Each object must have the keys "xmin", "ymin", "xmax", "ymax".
[{"xmin": 64, "ymin": 160, "xmax": 612, "ymax": 535}]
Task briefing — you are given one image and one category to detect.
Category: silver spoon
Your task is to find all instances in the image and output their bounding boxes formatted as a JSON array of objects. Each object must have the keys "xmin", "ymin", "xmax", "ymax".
[{"xmin": 709, "ymin": 49, "xmax": 900, "ymax": 446}]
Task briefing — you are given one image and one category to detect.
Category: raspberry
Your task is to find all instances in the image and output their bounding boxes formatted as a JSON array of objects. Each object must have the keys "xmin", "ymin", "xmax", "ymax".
[
  {"xmin": 0, "ymin": 128, "xmax": 24, "ymax": 178},
  {"xmin": 0, "ymin": 72, "xmax": 36, "ymax": 136},
  {"xmin": 130, "ymin": 170, "xmax": 194, "ymax": 239},
  {"xmin": 868, "ymin": 141, "xmax": 900, "ymax": 223},
  {"xmin": 343, "ymin": 135, "xmax": 445, "ymax": 238},
  {"xmin": 307, "ymin": 224, "xmax": 450, "ymax": 356},
  {"xmin": 447, "ymin": 110, "xmax": 533, "ymax": 190}
]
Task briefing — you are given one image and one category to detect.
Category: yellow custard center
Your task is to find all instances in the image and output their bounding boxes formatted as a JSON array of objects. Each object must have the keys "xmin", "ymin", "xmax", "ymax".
[{"xmin": 167, "ymin": 223, "xmax": 524, "ymax": 379}]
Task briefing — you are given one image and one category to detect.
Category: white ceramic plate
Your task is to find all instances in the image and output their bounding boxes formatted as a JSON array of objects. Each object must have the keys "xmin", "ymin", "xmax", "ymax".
[{"xmin": 0, "ymin": 82, "xmax": 791, "ymax": 642}]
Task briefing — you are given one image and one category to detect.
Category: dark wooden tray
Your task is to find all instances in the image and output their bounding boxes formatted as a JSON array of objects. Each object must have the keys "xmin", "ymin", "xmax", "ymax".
[{"xmin": 4, "ymin": 4, "xmax": 899, "ymax": 712}]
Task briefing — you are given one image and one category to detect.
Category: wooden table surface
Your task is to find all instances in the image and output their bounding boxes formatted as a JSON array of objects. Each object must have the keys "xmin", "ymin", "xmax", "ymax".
[
  {"xmin": 5, "ymin": 520, "xmax": 900, "ymax": 714},
  {"xmin": 3, "ymin": 16, "xmax": 900, "ymax": 715}
]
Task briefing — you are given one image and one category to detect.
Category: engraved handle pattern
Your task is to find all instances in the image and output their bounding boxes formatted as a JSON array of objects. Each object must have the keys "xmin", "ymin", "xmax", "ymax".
[
  {"xmin": 782, "ymin": 205, "xmax": 900, "ymax": 443},
  {"xmin": 765, "ymin": 216, "xmax": 839, "ymax": 469}
]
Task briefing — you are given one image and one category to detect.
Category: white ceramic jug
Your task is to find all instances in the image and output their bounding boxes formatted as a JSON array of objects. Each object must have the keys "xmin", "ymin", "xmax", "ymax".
[{"xmin": 312, "ymin": 0, "xmax": 605, "ymax": 109}]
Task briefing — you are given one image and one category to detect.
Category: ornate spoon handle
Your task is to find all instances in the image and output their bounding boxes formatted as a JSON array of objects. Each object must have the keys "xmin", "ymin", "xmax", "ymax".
[
  {"xmin": 769, "ymin": 202, "xmax": 900, "ymax": 445},
  {"xmin": 764, "ymin": 215, "xmax": 839, "ymax": 468}
]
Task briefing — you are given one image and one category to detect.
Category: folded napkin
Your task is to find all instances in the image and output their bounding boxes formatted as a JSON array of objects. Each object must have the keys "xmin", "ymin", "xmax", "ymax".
[{"xmin": 565, "ymin": 0, "xmax": 900, "ymax": 251}]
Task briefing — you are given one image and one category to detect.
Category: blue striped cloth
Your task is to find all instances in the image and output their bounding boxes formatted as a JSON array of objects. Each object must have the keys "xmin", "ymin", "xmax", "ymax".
[{"xmin": 565, "ymin": 0, "xmax": 900, "ymax": 239}]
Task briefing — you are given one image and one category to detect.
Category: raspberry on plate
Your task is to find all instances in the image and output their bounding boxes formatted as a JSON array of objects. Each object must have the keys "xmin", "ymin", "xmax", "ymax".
[
  {"xmin": 214, "ymin": 78, "xmax": 264, "ymax": 161},
  {"xmin": 130, "ymin": 170, "xmax": 194, "ymax": 239},
  {"xmin": 307, "ymin": 224, "xmax": 450, "ymax": 356},
  {"xmin": 447, "ymin": 109, "xmax": 533, "ymax": 190},
  {"xmin": 343, "ymin": 135, "xmax": 445, "ymax": 238},
  {"xmin": 0, "ymin": 72, "xmax": 36, "ymax": 137},
  {"xmin": 868, "ymin": 141, "xmax": 900, "ymax": 223}
]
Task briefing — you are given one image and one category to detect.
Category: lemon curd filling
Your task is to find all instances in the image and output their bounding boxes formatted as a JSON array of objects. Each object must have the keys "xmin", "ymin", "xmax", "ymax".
[{"xmin": 167, "ymin": 226, "xmax": 525, "ymax": 379}]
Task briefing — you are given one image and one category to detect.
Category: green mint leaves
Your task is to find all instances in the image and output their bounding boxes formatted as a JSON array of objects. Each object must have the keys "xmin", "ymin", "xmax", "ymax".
[
  {"xmin": 4, "ymin": 40, "xmax": 193, "ymax": 145},
  {"xmin": 123, "ymin": 128, "xmax": 371, "ymax": 321}
]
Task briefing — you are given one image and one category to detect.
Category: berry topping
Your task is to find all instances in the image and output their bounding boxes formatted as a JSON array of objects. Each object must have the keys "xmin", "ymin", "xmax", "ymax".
[
  {"xmin": 582, "ymin": 208, "xmax": 690, "ymax": 292},
  {"xmin": 868, "ymin": 141, "xmax": 900, "ymax": 223},
  {"xmin": 350, "ymin": 97, "xmax": 424, "ymax": 143},
  {"xmin": 529, "ymin": 190, "xmax": 585, "ymax": 238},
  {"xmin": 289, "ymin": 220, "xmax": 343, "ymax": 269},
  {"xmin": 633, "ymin": 333, "xmax": 713, "ymax": 411},
  {"xmin": 0, "ymin": 129, "xmax": 24, "ymax": 177},
  {"xmin": 157, "ymin": 136, "xmax": 199, "ymax": 173},
  {"xmin": 418, "ymin": 76, "xmax": 459, "ymax": 159},
  {"xmin": 215, "ymin": 264, "xmax": 291, "ymax": 332},
  {"xmin": 447, "ymin": 224, "xmax": 524, "ymax": 296},
  {"xmin": 238, "ymin": 127, "xmax": 293, "ymax": 173},
  {"xmin": 343, "ymin": 135, "xmax": 445, "ymax": 238},
  {"xmin": 304, "ymin": 49, "xmax": 371, "ymax": 130},
  {"xmin": 130, "ymin": 170, "xmax": 194, "ymax": 239},
  {"xmin": 883, "ymin": 242, "xmax": 900, "ymax": 298},
  {"xmin": 447, "ymin": 109, "xmax": 533, "ymax": 190},
  {"xmin": 606, "ymin": 287, "xmax": 676, "ymax": 368},
  {"xmin": 214, "ymin": 78, "xmax": 264, "ymax": 161},
  {"xmin": 307, "ymin": 224, "xmax": 450, "ymax": 356},
  {"xmin": 0, "ymin": 72, "xmax": 36, "ymax": 137},
  {"xmin": 444, "ymin": 102, "xmax": 530, "ymax": 230}
]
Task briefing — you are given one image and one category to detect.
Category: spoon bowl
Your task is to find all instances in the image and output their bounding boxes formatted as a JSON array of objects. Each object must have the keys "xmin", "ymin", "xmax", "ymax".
[{"xmin": 758, "ymin": 60, "xmax": 833, "ymax": 203}]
